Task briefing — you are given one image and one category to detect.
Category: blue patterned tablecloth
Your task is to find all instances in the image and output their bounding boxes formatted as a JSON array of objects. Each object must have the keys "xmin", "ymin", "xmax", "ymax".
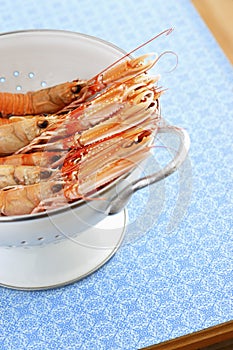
[{"xmin": 0, "ymin": 0, "xmax": 232, "ymax": 349}]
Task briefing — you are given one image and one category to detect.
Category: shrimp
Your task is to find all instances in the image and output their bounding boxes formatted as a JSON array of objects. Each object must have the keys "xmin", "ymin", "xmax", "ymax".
[
  {"xmin": 0, "ymin": 28, "xmax": 173, "ymax": 119},
  {"xmin": 0, "ymin": 181, "xmax": 64, "ymax": 216},
  {"xmin": 0, "ymin": 164, "xmax": 53, "ymax": 189},
  {"xmin": 60, "ymin": 28, "xmax": 174, "ymax": 113},
  {"xmin": 0, "ymin": 53, "xmax": 159, "ymax": 118},
  {"xmin": 0, "ymin": 80, "xmax": 87, "ymax": 117},
  {"xmin": 0, "ymin": 115, "xmax": 55, "ymax": 155}
]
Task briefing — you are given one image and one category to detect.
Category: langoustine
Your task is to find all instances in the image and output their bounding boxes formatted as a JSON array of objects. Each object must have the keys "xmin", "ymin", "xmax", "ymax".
[
  {"xmin": 0, "ymin": 80, "xmax": 87, "ymax": 117},
  {"xmin": 0, "ymin": 51, "xmax": 159, "ymax": 117},
  {"xmin": 0, "ymin": 116, "xmax": 56, "ymax": 156}
]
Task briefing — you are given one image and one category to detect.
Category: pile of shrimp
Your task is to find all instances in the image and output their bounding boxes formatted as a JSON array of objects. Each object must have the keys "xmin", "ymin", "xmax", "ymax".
[{"xmin": 0, "ymin": 30, "xmax": 173, "ymax": 216}]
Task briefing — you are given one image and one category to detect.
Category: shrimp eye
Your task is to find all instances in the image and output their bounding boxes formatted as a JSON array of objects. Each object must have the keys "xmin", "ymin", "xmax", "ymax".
[
  {"xmin": 52, "ymin": 184, "xmax": 63, "ymax": 193},
  {"xmin": 147, "ymin": 102, "xmax": 155, "ymax": 109},
  {"xmin": 51, "ymin": 154, "xmax": 62, "ymax": 162},
  {"xmin": 40, "ymin": 170, "xmax": 52, "ymax": 179},
  {"xmin": 71, "ymin": 84, "xmax": 83, "ymax": 94},
  {"xmin": 38, "ymin": 119, "xmax": 49, "ymax": 129}
]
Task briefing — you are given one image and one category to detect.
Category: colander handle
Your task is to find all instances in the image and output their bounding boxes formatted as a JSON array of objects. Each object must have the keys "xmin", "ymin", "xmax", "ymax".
[{"xmin": 105, "ymin": 125, "xmax": 190, "ymax": 215}]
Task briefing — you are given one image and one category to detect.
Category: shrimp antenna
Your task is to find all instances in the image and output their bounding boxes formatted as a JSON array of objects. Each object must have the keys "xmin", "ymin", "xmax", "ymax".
[
  {"xmin": 151, "ymin": 50, "xmax": 179, "ymax": 74},
  {"xmin": 94, "ymin": 28, "xmax": 174, "ymax": 78}
]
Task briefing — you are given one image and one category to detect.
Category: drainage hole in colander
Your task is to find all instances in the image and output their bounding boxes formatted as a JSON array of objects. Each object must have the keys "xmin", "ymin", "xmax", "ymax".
[
  {"xmin": 55, "ymin": 234, "xmax": 61, "ymax": 239},
  {"xmin": 13, "ymin": 71, "xmax": 20, "ymax": 77},
  {"xmin": 37, "ymin": 237, "xmax": 44, "ymax": 241},
  {"xmin": 28, "ymin": 72, "xmax": 35, "ymax": 79},
  {"xmin": 20, "ymin": 240, "xmax": 27, "ymax": 245},
  {"xmin": 0, "ymin": 73, "xmax": 47, "ymax": 89}
]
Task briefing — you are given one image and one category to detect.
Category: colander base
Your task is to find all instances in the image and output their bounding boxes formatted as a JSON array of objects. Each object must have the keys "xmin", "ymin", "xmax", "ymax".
[{"xmin": 0, "ymin": 210, "xmax": 126, "ymax": 290}]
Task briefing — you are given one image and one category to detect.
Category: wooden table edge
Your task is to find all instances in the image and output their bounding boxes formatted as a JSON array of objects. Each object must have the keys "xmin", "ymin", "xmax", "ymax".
[{"xmin": 141, "ymin": 320, "xmax": 233, "ymax": 350}]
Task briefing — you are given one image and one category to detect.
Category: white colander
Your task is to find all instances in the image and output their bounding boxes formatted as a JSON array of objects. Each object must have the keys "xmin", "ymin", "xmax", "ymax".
[{"xmin": 0, "ymin": 30, "xmax": 190, "ymax": 290}]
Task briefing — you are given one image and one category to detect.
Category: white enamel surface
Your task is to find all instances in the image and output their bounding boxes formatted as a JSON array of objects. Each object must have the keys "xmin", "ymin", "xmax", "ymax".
[{"xmin": 0, "ymin": 211, "xmax": 126, "ymax": 290}]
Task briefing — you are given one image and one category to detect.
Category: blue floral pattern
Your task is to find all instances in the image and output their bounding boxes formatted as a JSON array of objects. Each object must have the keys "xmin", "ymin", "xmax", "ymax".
[{"xmin": 0, "ymin": 0, "xmax": 233, "ymax": 349}]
